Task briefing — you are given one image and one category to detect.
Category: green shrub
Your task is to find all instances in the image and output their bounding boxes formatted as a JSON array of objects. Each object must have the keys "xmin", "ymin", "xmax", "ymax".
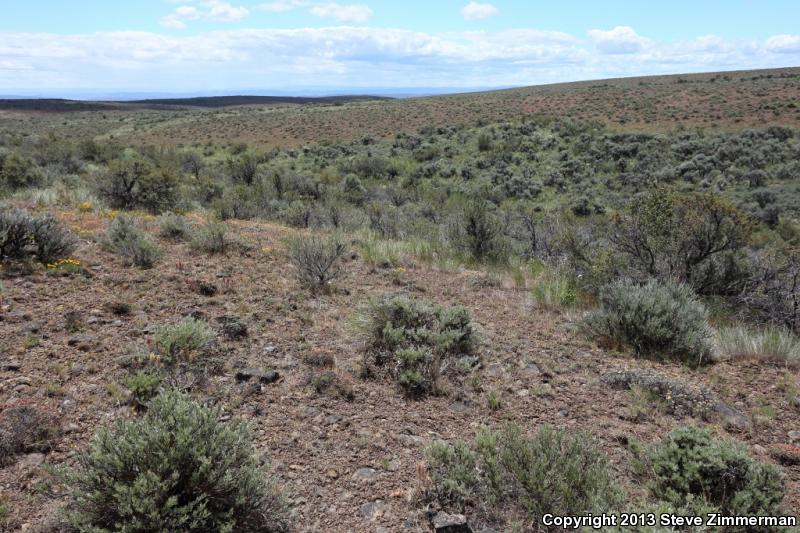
[
  {"xmin": 102, "ymin": 214, "xmax": 161, "ymax": 268},
  {"xmin": 0, "ymin": 151, "xmax": 43, "ymax": 191},
  {"xmin": 96, "ymin": 157, "xmax": 179, "ymax": 213},
  {"xmin": 358, "ymin": 294, "xmax": 475, "ymax": 394},
  {"xmin": 157, "ymin": 212, "xmax": 191, "ymax": 240},
  {"xmin": 29, "ymin": 212, "xmax": 78, "ymax": 263},
  {"xmin": 641, "ymin": 426, "xmax": 784, "ymax": 526},
  {"xmin": 153, "ymin": 317, "xmax": 214, "ymax": 362},
  {"xmin": 0, "ymin": 205, "xmax": 76, "ymax": 263},
  {"xmin": 123, "ymin": 371, "xmax": 164, "ymax": 409},
  {"xmin": 190, "ymin": 220, "xmax": 227, "ymax": 254},
  {"xmin": 427, "ymin": 425, "xmax": 622, "ymax": 528},
  {"xmin": 288, "ymin": 234, "xmax": 346, "ymax": 292},
  {"xmin": 65, "ymin": 390, "xmax": 289, "ymax": 532},
  {"xmin": 582, "ymin": 280, "xmax": 714, "ymax": 366}
]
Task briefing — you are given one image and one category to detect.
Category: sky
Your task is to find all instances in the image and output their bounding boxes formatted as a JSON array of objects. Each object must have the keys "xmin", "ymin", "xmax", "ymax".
[{"xmin": 1, "ymin": 0, "xmax": 799, "ymax": 96}]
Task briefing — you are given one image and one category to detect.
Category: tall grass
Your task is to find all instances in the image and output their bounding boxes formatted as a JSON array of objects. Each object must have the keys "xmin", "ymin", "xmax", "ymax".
[{"xmin": 715, "ymin": 325, "xmax": 800, "ymax": 368}]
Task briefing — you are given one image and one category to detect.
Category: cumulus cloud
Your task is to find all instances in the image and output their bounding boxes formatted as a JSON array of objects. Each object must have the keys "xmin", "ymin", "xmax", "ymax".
[
  {"xmin": 765, "ymin": 34, "xmax": 800, "ymax": 53},
  {"xmin": 309, "ymin": 3, "xmax": 373, "ymax": 23},
  {"xmin": 588, "ymin": 26, "xmax": 648, "ymax": 54},
  {"xmin": 461, "ymin": 2, "xmax": 498, "ymax": 21},
  {"xmin": 1, "ymin": 27, "xmax": 798, "ymax": 90},
  {"xmin": 160, "ymin": 1, "xmax": 249, "ymax": 28}
]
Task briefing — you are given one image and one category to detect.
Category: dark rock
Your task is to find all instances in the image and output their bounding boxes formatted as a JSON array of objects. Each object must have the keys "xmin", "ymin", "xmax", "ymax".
[
  {"xmin": 2, "ymin": 360, "xmax": 21, "ymax": 371},
  {"xmin": 715, "ymin": 402, "xmax": 751, "ymax": 431},
  {"xmin": 235, "ymin": 368, "xmax": 279, "ymax": 384},
  {"xmin": 217, "ymin": 315, "xmax": 248, "ymax": 339},
  {"xmin": 433, "ymin": 511, "xmax": 471, "ymax": 532}
]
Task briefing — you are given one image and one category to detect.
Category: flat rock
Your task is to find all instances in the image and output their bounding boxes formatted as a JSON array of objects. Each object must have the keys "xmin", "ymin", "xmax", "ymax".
[
  {"xmin": 433, "ymin": 511, "xmax": 471, "ymax": 532},
  {"xmin": 19, "ymin": 453, "xmax": 46, "ymax": 466},
  {"xmin": 715, "ymin": 402, "xmax": 751, "ymax": 431},
  {"xmin": 360, "ymin": 500, "xmax": 385, "ymax": 521},
  {"xmin": 353, "ymin": 467, "xmax": 379, "ymax": 482}
]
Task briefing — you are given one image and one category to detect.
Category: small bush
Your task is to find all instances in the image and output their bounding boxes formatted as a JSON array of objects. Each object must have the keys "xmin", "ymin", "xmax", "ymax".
[
  {"xmin": 0, "ymin": 205, "xmax": 76, "ymax": 263},
  {"xmin": 0, "ymin": 403, "xmax": 60, "ymax": 465},
  {"xmin": 426, "ymin": 424, "xmax": 622, "ymax": 528},
  {"xmin": 65, "ymin": 390, "xmax": 290, "ymax": 532},
  {"xmin": 102, "ymin": 214, "xmax": 161, "ymax": 268},
  {"xmin": 153, "ymin": 317, "xmax": 214, "ymax": 362},
  {"xmin": 641, "ymin": 426, "xmax": 785, "ymax": 524},
  {"xmin": 358, "ymin": 294, "xmax": 475, "ymax": 394},
  {"xmin": 123, "ymin": 371, "xmax": 163, "ymax": 409},
  {"xmin": 715, "ymin": 325, "xmax": 800, "ymax": 367},
  {"xmin": 582, "ymin": 280, "xmax": 714, "ymax": 366},
  {"xmin": 29, "ymin": 213, "xmax": 78, "ymax": 263},
  {"xmin": 190, "ymin": 220, "xmax": 227, "ymax": 254},
  {"xmin": 157, "ymin": 212, "xmax": 191, "ymax": 240},
  {"xmin": 288, "ymin": 234, "xmax": 346, "ymax": 292}
]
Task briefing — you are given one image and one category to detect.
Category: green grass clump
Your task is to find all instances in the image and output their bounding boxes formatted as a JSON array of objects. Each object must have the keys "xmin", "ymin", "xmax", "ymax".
[
  {"xmin": 715, "ymin": 325, "xmax": 800, "ymax": 368},
  {"xmin": 153, "ymin": 317, "xmax": 214, "ymax": 362},
  {"xmin": 64, "ymin": 389, "xmax": 290, "ymax": 532},
  {"xmin": 581, "ymin": 279, "xmax": 714, "ymax": 366},
  {"xmin": 102, "ymin": 214, "xmax": 161, "ymax": 268},
  {"xmin": 426, "ymin": 424, "xmax": 622, "ymax": 528},
  {"xmin": 531, "ymin": 268, "xmax": 578, "ymax": 310}
]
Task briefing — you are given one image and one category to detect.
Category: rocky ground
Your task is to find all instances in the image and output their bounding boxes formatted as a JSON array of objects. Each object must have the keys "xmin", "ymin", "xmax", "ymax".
[{"xmin": 1, "ymin": 207, "xmax": 799, "ymax": 532}]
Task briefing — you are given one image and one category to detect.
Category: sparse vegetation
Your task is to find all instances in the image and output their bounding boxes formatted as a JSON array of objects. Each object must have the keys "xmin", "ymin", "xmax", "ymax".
[
  {"xmin": 715, "ymin": 325, "xmax": 800, "ymax": 367},
  {"xmin": 0, "ymin": 402, "xmax": 60, "ymax": 465},
  {"xmin": 0, "ymin": 205, "xmax": 76, "ymax": 263}
]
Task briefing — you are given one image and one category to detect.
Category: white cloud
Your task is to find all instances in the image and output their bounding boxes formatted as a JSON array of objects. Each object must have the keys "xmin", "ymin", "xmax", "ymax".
[
  {"xmin": 160, "ymin": 1, "xmax": 249, "ymax": 29},
  {"xmin": 461, "ymin": 2, "xmax": 498, "ymax": 21},
  {"xmin": 1, "ymin": 28, "xmax": 798, "ymax": 90},
  {"xmin": 205, "ymin": 0, "xmax": 250, "ymax": 21},
  {"xmin": 765, "ymin": 34, "xmax": 800, "ymax": 53},
  {"xmin": 588, "ymin": 26, "xmax": 648, "ymax": 54},
  {"xmin": 309, "ymin": 3, "xmax": 373, "ymax": 23}
]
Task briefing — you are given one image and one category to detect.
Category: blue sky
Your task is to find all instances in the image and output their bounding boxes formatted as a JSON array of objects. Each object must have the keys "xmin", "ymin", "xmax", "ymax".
[{"xmin": 1, "ymin": 1, "xmax": 799, "ymax": 95}]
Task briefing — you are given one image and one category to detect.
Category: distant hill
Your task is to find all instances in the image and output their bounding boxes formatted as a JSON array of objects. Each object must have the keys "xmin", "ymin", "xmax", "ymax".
[{"xmin": 0, "ymin": 94, "xmax": 391, "ymax": 112}]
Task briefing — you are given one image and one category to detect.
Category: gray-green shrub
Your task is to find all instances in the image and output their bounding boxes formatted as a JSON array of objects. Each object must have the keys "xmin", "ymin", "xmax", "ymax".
[
  {"xmin": 0, "ymin": 205, "xmax": 76, "ymax": 263},
  {"xmin": 102, "ymin": 214, "xmax": 160, "ymax": 268},
  {"xmin": 153, "ymin": 317, "xmax": 214, "ymax": 362},
  {"xmin": 358, "ymin": 294, "xmax": 475, "ymax": 394},
  {"xmin": 64, "ymin": 389, "xmax": 289, "ymax": 532},
  {"xmin": 640, "ymin": 426, "xmax": 784, "ymax": 528},
  {"xmin": 427, "ymin": 424, "xmax": 622, "ymax": 529},
  {"xmin": 157, "ymin": 212, "xmax": 191, "ymax": 240},
  {"xmin": 190, "ymin": 220, "xmax": 227, "ymax": 254},
  {"xmin": 581, "ymin": 279, "xmax": 714, "ymax": 366}
]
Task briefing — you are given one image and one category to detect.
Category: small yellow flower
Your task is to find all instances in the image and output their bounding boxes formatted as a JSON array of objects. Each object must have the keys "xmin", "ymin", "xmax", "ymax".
[
  {"xmin": 261, "ymin": 246, "xmax": 274, "ymax": 254},
  {"xmin": 78, "ymin": 201, "xmax": 93, "ymax": 213}
]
